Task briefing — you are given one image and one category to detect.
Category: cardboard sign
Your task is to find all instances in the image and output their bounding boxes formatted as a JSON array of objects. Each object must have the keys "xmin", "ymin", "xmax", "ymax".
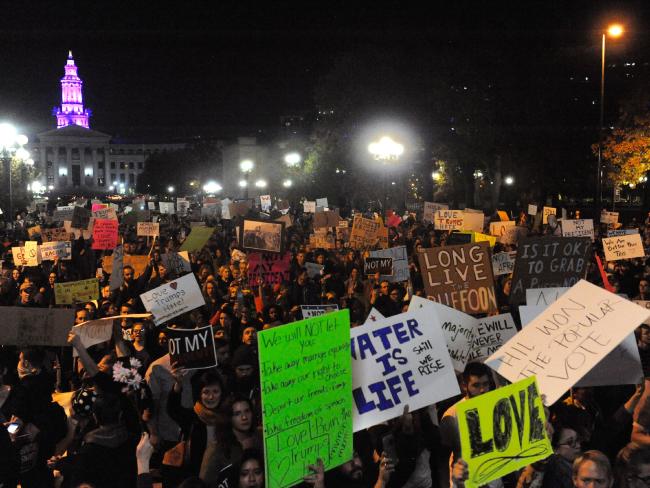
[
  {"xmin": 54, "ymin": 278, "xmax": 99, "ymax": 305},
  {"xmin": 525, "ymin": 287, "xmax": 569, "ymax": 306},
  {"xmin": 457, "ymin": 377, "xmax": 552, "ymax": 488},
  {"xmin": 303, "ymin": 201, "xmax": 316, "ymax": 213},
  {"xmin": 27, "ymin": 225, "xmax": 41, "ymax": 238},
  {"xmin": 509, "ymin": 236, "xmax": 591, "ymax": 305},
  {"xmin": 309, "ymin": 231, "xmax": 336, "ymax": 249},
  {"xmin": 408, "ymin": 296, "xmax": 474, "ymax": 372},
  {"xmin": 462, "ymin": 211, "xmax": 485, "ymax": 232},
  {"xmin": 260, "ymin": 195, "xmax": 272, "ymax": 212},
  {"xmin": 72, "ymin": 313, "xmax": 152, "ymax": 352},
  {"xmin": 418, "ymin": 242, "xmax": 497, "ymax": 314},
  {"xmin": 487, "ymin": 280, "xmax": 650, "ymax": 405},
  {"xmin": 491, "ymin": 251, "xmax": 516, "ymax": 276},
  {"xmin": 423, "ymin": 202, "xmax": 449, "ymax": 223},
  {"xmin": 147, "ymin": 201, "xmax": 156, "ymax": 211},
  {"xmin": 527, "ymin": 204, "xmax": 538, "ymax": 216},
  {"xmin": 228, "ymin": 200, "xmax": 252, "ymax": 218},
  {"xmin": 369, "ymin": 246, "xmax": 409, "ymax": 283},
  {"xmin": 159, "ymin": 201, "xmax": 175, "ymax": 214},
  {"xmin": 102, "ymin": 254, "xmax": 149, "ymax": 279},
  {"xmin": 166, "ymin": 325, "xmax": 218, "ymax": 370},
  {"xmin": 304, "ymin": 262, "xmax": 324, "ymax": 279},
  {"xmin": 600, "ymin": 211, "xmax": 619, "ymax": 224},
  {"xmin": 316, "ymin": 197, "xmax": 328, "ymax": 208},
  {"xmin": 434, "ymin": 209, "xmax": 464, "ymax": 230},
  {"xmin": 349, "ymin": 215, "xmax": 379, "ymax": 249},
  {"xmin": 40, "ymin": 241, "xmax": 71, "ymax": 261},
  {"xmin": 542, "ymin": 206, "xmax": 556, "ymax": 224},
  {"xmin": 246, "ymin": 252, "xmax": 291, "ymax": 287},
  {"xmin": 54, "ymin": 205, "xmax": 75, "ymax": 221},
  {"xmin": 137, "ymin": 222, "xmax": 160, "ymax": 237},
  {"xmin": 364, "ymin": 257, "xmax": 393, "ymax": 276},
  {"xmin": 313, "ymin": 210, "xmax": 341, "ymax": 228},
  {"xmin": 0, "ymin": 307, "xmax": 75, "ymax": 346},
  {"xmin": 41, "ymin": 227, "xmax": 73, "ymax": 243},
  {"xmin": 11, "ymin": 247, "xmax": 28, "ymax": 267},
  {"xmin": 351, "ymin": 306, "xmax": 459, "ymax": 431},
  {"xmin": 300, "ymin": 304, "xmax": 340, "ymax": 318},
  {"xmin": 176, "ymin": 198, "xmax": 189, "ymax": 217},
  {"xmin": 160, "ymin": 251, "xmax": 192, "ymax": 277},
  {"xmin": 560, "ymin": 219, "xmax": 594, "ymax": 240},
  {"xmin": 602, "ymin": 233, "xmax": 645, "ymax": 261},
  {"xmin": 258, "ymin": 310, "xmax": 352, "ymax": 488},
  {"xmin": 25, "ymin": 241, "xmax": 41, "ymax": 266},
  {"xmin": 489, "ymin": 221, "xmax": 515, "ymax": 237},
  {"xmin": 179, "ymin": 227, "xmax": 215, "ymax": 252},
  {"xmin": 140, "ymin": 273, "xmax": 206, "ymax": 325},
  {"xmin": 92, "ymin": 207, "xmax": 118, "ymax": 220},
  {"xmin": 71, "ymin": 206, "xmax": 91, "ymax": 229},
  {"xmin": 91, "ymin": 219, "xmax": 119, "ymax": 250},
  {"xmin": 519, "ymin": 303, "xmax": 642, "ymax": 388}
]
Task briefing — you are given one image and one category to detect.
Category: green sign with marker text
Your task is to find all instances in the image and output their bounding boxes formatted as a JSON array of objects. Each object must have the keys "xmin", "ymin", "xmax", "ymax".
[
  {"xmin": 457, "ymin": 376, "xmax": 552, "ymax": 488},
  {"xmin": 258, "ymin": 309, "xmax": 352, "ymax": 488},
  {"xmin": 179, "ymin": 226, "xmax": 215, "ymax": 252}
]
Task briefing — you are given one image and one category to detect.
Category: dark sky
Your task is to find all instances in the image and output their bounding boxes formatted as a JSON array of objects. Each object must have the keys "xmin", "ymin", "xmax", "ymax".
[{"xmin": 1, "ymin": 0, "xmax": 649, "ymax": 139}]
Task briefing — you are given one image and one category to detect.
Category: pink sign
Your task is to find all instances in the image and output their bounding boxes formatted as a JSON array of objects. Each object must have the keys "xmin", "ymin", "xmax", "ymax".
[
  {"xmin": 91, "ymin": 219, "xmax": 119, "ymax": 250},
  {"xmin": 247, "ymin": 252, "xmax": 291, "ymax": 286}
]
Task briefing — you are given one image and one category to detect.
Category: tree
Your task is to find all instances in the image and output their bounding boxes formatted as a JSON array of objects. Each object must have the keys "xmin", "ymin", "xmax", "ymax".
[{"xmin": 598, "ymin": 114, "xmax": 650, "ymax": 186}]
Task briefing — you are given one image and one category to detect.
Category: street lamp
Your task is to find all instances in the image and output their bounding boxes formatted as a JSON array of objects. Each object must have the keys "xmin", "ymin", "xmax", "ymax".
[
  {"xmin": 596, "ymin": 23, "xmax": 624, "ymax": 222},
  {"xmin": 202, "ymin": 181, "xmax": 222, "ymax": 194},
  {"xmin": 0, "ymin": 123, "xmax": 30, "ymax": 224},
  {"xmin": 239, "ymin": 159, "xmax": 254, "ymax": 199},
  {"xmin": 368, "ymin": 136, "xmax": 404, "ymax": 217},
  {"xmin": 167, "ymin": 185, "xmax": 175, "ymax": 194},
  {"xmin": 284, "ymin": 152, "xmax": 301, "ymax": 167},
  {"xmin": 254, "ymin": 179, "xmax": 267, "ymax": 189},
  {"xmin": 282, "ymin": 179, "xmax": 292, "ymax": 188},
  {"xmin": 504, "ymin": 175, "xmax": 514, "ymax": 186}
]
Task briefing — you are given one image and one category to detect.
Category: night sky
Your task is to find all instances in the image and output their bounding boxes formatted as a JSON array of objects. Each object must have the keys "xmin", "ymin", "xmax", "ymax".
[{"xmin": 1, "ymin": 1, "xmax": 649, "ymax": 140}]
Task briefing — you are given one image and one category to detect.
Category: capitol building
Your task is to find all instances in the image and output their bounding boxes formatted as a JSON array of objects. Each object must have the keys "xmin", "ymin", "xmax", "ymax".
[{"xmin": 28, "ymin": 52, "xmax": 184, "ymax": 193}]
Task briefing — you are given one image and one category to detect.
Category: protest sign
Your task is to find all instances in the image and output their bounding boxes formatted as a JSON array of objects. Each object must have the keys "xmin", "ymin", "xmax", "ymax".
[
  {"xmin": 91, "ymin": 219, "xmax": 119, "ymax": 250},
  {"xmin": 457, "ymin": 377, "xmax": 552, "ymax": 488},
  {"xmin": 489, "ymin": 221, "xmax": 515, "ymax": 237},
  {"xmin": 376, "ymin": 224, "xmax": 388, "ymax": 249},
  {"xmin": 27, "ymin": 225, "xmax": 41, "ymax": 238},
  {"xmin": 24, "ymin": 241, "xmax": 40, "ymax": 266},
  {"xmin": 313, "ymin": 210, "xmax": 340, "ymax": 228},
  {"xmin": 40, "ymin": 241, "xmax": 71, "ymax": 261},
  {"xmin": 561, "ymin": 219, "xmax": 594, "ymax": 240},
  {"xmin": 228, "ymin": 200, "xmax": 252, "ymax": 218},
  {"xmin": 137, "ymin": 222, "xmax": 160, "ymax": 237},
  {"xmin": 607, "ymin": 228, "xmax": 638, "ymax": 237},
  {"xmin": 303, "ymin": 200, "xmax": 316, "ymax": 213},
  {"xmin": 509, "ymin": 236, "xmax": 591, "ymax": 305},
  {"xmin": 71, "ymin": 206, "xmax": 91, "ymax": 229},
  {"xmin": 54, "ymin": 205, "xmax": 75, "ymax": 221},
  {"xmin": 140, "ymin": 273, "xmax": 205, "ymax": 325},
  {"xmin": 247, "ymin": 252, "xmax": 291, "ymax": 286},
  {"xmin": 274, "ymin": 213, "xmax": 292, "ymax": 228},
  {"xmin": 159, "ymin": 201, "xmax": 175, "ymax": 214},
  {"xmin": 418, "ymin": 242, "xmax": 497, "ymax": 314},
  {"xmin": 602, "ymin": 233, "xmax": 645, "ymax": 261},
  {"xmin": 499, "ymin": 225, "xmax": 526, "ymax": 245},
  {"xmin": 473, "ymin": 232, "xmax": 496, "ymax": 247},
  {"xmin": 54, "ymin": 278, "xmax": 99, "ymax": 305},
  {"xmin": 176, "ymin": 198, "xmax": 189, "ymax": 217},
  {"xmin": 434, "ymin": 210, "xmax": 464, "ymax": 230},
  {"xmin": 351, "ymin": 305, "xmax": 459, "ymax": 431},
  {"xmin": 64, "ymin": 219, "xmax": 94, "ymax": 240},
  {"xmin": 260, "ymin": 195, "xmax": 272, "ymax": 212},
  {"xmin": 72, "ymin": 313, "xmax": 152, "ymax": 352},
  {"xmin": 462, "ymin": 211, "xmax": 485, "ymax": 232},
  {"xmin": 148, "ymin": 201, "xmax": 156, "ymax": 210},
  {"xmin": 161, "ymin": 251, "xmax": 192, "ymax": 277},
  {"xmin": 102, "ymin": 254, "xmax": 149, "ymax": 279},
  {"xmin": 369, "ymin": 246, "xmax": 409, "ymax": 282},
  {"xmin": 0, "ymin": 307, "xmax": 75, "ymax": 346},
  {"xmin": 166, "ymin": 326, "xmax": 218, "ymax": 370},
  {"xmin": 258, "ymin": 310, "xmax": 352, "ymax": 488},
  {"xmin": 300, "ymin": 304, "xmax": 340, "ymax": 318},
  {"xmin": 179, "ymin": 226, "xmax": 215, "ymax": 252},
  {"xmin": 305, "ymin": 262, "xmax": 323, "ymax": 279},
  {"xmin": 408, "ymin": 296, "xmax": 474, "ymax": 372},
  {"xmin": 491, "ymin": 251, "xmax": 516, "ymax": 276},
  {"xmin": 92, "ymin": 206, "xmax": 117, "ymax": 220},
  {"xmin": 123, "ymin": 209, "xmax": 151, "ymax": 225},
  {"xmin": 423, "ymin": 202, "xmax": 449, "ymax": 223},
  {"xmin": 364, "ymin": 256, "xmax": 393, "ymax": 276},
  {"xmin": 447, "ymin": 232, "xmax": 473, "ymax": 245},
  {"xmin": 600, "ymin": 211, "xmax": 619, "ymax": 224},
  {"xmin": 12, "ymin": 247, "xmax": 28, "ymax": 266},
  {"xmin": 542, "ymin": 206, "xmax": 556, "ymax": 224},
  {"xmin": 519, "ymin": 303, "xmax": 642, "ymax": 387},
  {"xmin": 497, "ymin": 210, "xmax": 510, "ymax": 221},
  {"xmin": 468, "ymin": 313, "xmax": 517, "ymax": 363},
  {"xmin": 487, "ymin": 280, "xmax": 650, "ymax": 405},
  {"xmin": 527, "ymin": 204, "xmax": 538, "ymax": 216},
  {"xmin": 316, "ymin": 197, "xmax": 328, "ymax": 208},
  {"xmin": 525, "ymin": 287, "xmax": 569, "ymax": 306},
  {"xmin": 349, "ymin": 215, "xmax": 379, "ymax": 249},
  {"xmin": 92, "ymin": 202, "xmax": 106, "ymax": 211}
]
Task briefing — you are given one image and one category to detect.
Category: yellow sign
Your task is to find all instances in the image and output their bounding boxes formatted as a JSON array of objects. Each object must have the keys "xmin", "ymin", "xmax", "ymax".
[
  {"xmin": 473, "ymin": 232, "xmax": 496, "ymax": 247},
  {"xmin": 54, "ymin": 278, "xmax": 99, "ymax": 305},
  {"xmin": 457, "ymin": 377, "xmax": 551, "ymax": 488}
]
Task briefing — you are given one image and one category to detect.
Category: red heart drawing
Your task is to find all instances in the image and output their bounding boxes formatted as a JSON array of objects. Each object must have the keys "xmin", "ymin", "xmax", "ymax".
[{"xmin": 169, "ymin": 282, "xmax": 178, "ymax": 290}]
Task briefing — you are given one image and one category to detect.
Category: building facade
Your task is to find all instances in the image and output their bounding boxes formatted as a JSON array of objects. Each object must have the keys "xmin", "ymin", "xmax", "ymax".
[{"xmin": 29, "ymin": 52, "xmax": 185, "ymax": 193}]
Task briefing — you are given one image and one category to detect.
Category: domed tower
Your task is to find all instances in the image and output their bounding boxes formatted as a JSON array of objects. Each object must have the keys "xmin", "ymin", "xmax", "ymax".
[{"xmin": 53, "ymin": 51, "xmax": 92, "ymax": 129}]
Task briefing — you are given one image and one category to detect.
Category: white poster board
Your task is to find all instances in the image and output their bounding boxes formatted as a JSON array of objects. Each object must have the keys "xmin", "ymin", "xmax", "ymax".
[
  {"xmin": 602, "ymin": 234, "xmax": 645, "ymax": 261},
  {"xmin": 140, "ymin": 273, "xmax": 206, "ymax": 325}
]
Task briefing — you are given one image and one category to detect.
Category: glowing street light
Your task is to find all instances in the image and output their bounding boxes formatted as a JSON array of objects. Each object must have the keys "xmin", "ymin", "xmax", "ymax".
[
  {"xmin": 368, "ymin": 136, "xmax": 404, "ymax": 217},
  {"xmin": 284, "ymin": 152, "xmax": 301, "ymax": 167},
  {"xmin": 608, "ymin": 24, "xmax": 623, "ymax": 37},
  {"xmin": 238, "ymin": 180, "xmax": 248, "ymax": 188},
  {"xmin": 432, "ymin": 171, "xmax": 442, "ymax": 181},
  {"xmin": 239, "ymin": 159, "xmax": 254, "ymax": 173},
  {"xmin": 0, "ymin": 122, "xmax": 30, "ymax": 222},
  {"xmin": 282, "ymin": 179, "xmax": 292, "ymax": 188},
  {"xmin": 504, "ymin": 175, "xmax": 514, "ymax": 186},
  {"xmin": 167, "ymin": 185, "xmax": 175, "ymax": 194},
  {"xmin": 202, "ymin": 181, "xmax": 222, "ymax": 194},
  {"xmin": 254, "ymin": 179, "xmax": 267, "ymax": 189}
]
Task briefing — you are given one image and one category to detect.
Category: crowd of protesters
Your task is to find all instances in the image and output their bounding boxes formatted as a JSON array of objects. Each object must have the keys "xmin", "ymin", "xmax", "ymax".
[{"xmin": 0, "ymin": 197, "xmax": 649, "ymax": 488}]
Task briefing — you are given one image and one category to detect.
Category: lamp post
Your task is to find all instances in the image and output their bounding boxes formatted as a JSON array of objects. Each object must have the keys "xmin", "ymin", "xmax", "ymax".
[
  {"xmin": 368, "ymin": 136, "xmax": 404, "ymax": 219},
  {"xmin": 0, "ymin": 123, "xmax": 32, "ymax": 225},
  {"xmin": 240, "ymin": 159, "xmax": 254, "ymax": 199},
  {"xmin": 596, "ymin": 24, "xmax": 624, "ymax": 222}
]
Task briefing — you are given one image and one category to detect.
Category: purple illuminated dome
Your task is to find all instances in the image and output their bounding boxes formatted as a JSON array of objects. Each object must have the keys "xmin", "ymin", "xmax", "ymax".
[{"xmin": 53, "ymin": 51, "xmax": 92, "ymax": 129}]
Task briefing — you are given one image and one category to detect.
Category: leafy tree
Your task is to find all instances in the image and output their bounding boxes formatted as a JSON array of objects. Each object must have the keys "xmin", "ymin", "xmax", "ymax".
[{"xmin": 598, "ymin": 114, "xmax": 650, "ymax": 186}]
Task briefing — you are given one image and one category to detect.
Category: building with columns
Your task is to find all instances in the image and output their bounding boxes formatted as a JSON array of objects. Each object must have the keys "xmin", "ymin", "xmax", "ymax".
[{"xmin": 28, "ymin": 52, "xmax": 185, "ymax": 193}]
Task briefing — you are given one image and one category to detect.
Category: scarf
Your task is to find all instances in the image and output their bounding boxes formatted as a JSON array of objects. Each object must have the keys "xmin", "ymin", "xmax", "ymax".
[{"xmin": 194, "ymin": 402, "xmax": 220, "ymax": 426}]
